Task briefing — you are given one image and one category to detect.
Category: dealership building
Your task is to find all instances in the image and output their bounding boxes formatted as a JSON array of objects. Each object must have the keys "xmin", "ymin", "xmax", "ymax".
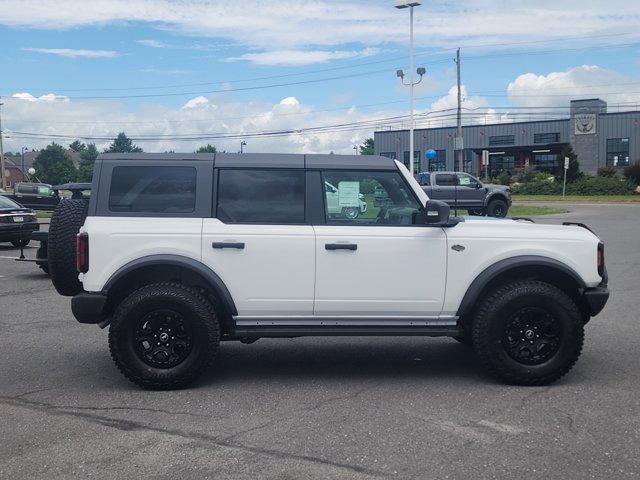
[{"xmin": 374, "ymin": 98, "xmax": 639, "ymax": 177}]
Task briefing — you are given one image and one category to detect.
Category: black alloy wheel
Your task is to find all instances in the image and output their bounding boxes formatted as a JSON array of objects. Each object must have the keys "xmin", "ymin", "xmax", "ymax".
[
  {"xmin": 502, "ymin": 307, "xmax": 562, "ymax": 365},
  {"xmin": 133, "ymin": 309, "xmax": 193, "ymax": 369}
]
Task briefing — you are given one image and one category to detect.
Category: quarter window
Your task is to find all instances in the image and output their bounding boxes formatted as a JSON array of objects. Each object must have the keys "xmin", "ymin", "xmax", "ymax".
[
  {"xmin": 109, "ymin": 166, "xmax": 196, "ymax": 213},
  {"xmin": 217, "ymin": 169, "xmax": 305, "ymax": 224},
  {"xmin": 322, "ymin": 171, "xmax": 422, "ymax": 225}
]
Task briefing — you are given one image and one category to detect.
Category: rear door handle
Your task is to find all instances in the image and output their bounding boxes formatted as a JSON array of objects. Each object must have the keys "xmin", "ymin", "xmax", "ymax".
[
  {"xmin": 212, "ymin": 242, "xmax": 245, "ymax": 250},
  {"xmin": 325, "ymin": 243, "xmax": 357, "ymax": 251}
]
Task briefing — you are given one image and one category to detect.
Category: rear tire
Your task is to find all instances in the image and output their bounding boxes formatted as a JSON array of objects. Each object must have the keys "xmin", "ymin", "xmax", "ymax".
[
  {"xmin": 48, "ymin": 199, "xmax": 89, "ymax": 296},
  {"xmin": 471, "ymin": 281, "xmax": 584, "ymax": 385},
  {"xmin": 486, "ymin": 198, "xmax": 508, "ymax": 217},
  {"xmin": 108, "ymin": 283, "xmax": 220, "ymax": 390}
]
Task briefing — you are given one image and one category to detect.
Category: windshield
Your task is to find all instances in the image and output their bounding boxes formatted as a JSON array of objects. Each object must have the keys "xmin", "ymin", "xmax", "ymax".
[{"xmin": 0, "ymin": 195, "xmax": 22, "ymax": 209}]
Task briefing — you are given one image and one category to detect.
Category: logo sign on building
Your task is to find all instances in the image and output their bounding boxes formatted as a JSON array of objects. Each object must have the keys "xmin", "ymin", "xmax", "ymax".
[{"xmin": 575, "ymin": 113, "xmax": 596, "ymax": 135}]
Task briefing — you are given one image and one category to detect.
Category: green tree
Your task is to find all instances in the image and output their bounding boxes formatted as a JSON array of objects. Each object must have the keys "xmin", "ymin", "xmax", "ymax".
[
  {"xmin": 78, "ymin": 143, "xmax": 99, "ymax": 182},
  {"xmin": 556, "ymin": 145, "xmax": 581, "ymax": 183},
  {"xmin": 33, "ymin": 143, "xmax": 77, "ymax": 184},
  {"xmin": 359, "ymin": 137, "xmax": 374, "ymax": 155},
  {"xmin": 196, "ymin": 144, "xmax": 217, "ymax": 153},
  {"xmin": 104, "ymin": 132, "xmax": 143, "ymax": 153},
  {"xmin": 69, "ymin": 140, "xmax": 86, "ymax": 152}
]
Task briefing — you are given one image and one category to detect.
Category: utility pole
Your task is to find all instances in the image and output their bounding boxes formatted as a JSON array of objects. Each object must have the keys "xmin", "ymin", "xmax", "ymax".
[
  {"xmin": 455, "ymin": 48, "xmax": 463, "ymax": 172},
  {"xmin": 0, "ymin": 98, "xmax": 6, "ymax": 189}
]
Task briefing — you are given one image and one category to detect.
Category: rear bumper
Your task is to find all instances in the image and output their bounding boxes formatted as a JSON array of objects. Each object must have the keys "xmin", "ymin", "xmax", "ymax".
[
  {"xmin": 71, "ymin": 292, "xmax": 107, "ymax": 324},
  {"xmin": 0, "ymin": 222, "xmax": 39, "ymax": 241},
  {"xmin": 583, "ymin": 285, "xmax": 609, "ymax": 316}
]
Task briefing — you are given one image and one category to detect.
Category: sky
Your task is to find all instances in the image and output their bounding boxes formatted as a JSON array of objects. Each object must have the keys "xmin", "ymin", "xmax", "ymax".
[{"xmin": 0, "ymin": 0, "xmax": 639, "ymax": 154}]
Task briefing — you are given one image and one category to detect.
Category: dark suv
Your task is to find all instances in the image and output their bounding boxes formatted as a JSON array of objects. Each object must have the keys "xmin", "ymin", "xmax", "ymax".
[{"xmin": 417, "ymin": 171, "xmax": 512, "ymax": 217}]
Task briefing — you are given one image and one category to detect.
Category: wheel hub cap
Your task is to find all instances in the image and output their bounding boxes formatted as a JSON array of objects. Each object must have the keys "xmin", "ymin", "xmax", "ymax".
[
  {"xmin": 502, "ymin": 307, "xmax": 562, "ymax": 365},
  {"xmin": 133, "ymin": 309, "xmax": 193, "ymax": 369}
]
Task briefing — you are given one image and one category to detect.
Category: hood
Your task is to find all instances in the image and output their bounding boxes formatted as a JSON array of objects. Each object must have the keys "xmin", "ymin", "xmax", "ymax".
[{"xmin": 483, "ymin": 183, "xmax": 510, "ymax": 191}]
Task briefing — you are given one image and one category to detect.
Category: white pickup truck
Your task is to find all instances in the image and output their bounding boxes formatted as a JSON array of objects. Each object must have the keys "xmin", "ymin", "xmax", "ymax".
[{"xmin": 45, "ymin": 153, "xmax": 608, "ymax": 390}]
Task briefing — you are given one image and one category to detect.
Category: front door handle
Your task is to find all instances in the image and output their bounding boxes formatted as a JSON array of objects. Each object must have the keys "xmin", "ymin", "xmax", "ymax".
[
  {"xmin": 212, "ymin": 242, "xmax": 245, "ymax": 250},
  {"xmin": 325, "ymin": 243, "xmax": 357, "ymax": 251}
]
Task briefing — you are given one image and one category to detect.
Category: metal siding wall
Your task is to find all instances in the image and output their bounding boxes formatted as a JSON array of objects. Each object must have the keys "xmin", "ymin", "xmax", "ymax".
[
  {"xmin": 599, "ymin": 112, "xmax": 639, "ymax": 167},
  {"xmin": 375, "ymin": 113, "xmax": 640, "ymax": 171}
]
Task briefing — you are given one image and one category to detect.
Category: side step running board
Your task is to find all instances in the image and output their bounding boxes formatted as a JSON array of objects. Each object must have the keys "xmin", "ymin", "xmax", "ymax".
[{"xmin": 233, "ymin": 325, "xmax": 463, "ymax": 338}]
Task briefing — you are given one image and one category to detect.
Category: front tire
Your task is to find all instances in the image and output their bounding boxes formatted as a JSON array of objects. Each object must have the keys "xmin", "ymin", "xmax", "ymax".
[
  {"xmin": 343, "ymin": 207, "xmax": 360, "ymax": 219},
  {"xmin": 471, "ymin": 281, "xmax": 584, "ymax": 385},
  {"xmin": 486, "ymin": 198, "xmax": 508, "ymax": 217},
  {"xmin": 467, "ymin": 209, "xmax": 485, "ymax": 216},
  {"xmin": 109, "ymin": 283, "xmax": 220, "ymax": 390}
]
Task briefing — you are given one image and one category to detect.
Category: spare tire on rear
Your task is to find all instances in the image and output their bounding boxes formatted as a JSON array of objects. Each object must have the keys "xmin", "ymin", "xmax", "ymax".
[{"xmin": 49, "ymin": 199, "xmax": 89, "ymax": 296}]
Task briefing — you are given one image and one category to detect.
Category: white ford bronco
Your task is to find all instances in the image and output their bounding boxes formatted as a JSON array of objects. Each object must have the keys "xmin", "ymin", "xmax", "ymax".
[{"xmin": 46, "ymin": 153, "xmax": 609, "ymax": 390}]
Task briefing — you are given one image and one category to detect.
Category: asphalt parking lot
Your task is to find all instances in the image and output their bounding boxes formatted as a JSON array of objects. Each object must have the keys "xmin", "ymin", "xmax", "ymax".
[{"xmin": 1, "ymin": 204, "xmax": 639, "ymax": 479}]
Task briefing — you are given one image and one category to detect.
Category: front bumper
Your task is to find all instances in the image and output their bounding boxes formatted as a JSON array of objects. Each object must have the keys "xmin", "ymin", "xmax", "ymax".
[
  {"xmin": 71, "ymin": 292, "xmax": 107, "ymax": 324},
  {"xmin": 583, "ymin": 285, "xmax": 609, "ymax": 316}
]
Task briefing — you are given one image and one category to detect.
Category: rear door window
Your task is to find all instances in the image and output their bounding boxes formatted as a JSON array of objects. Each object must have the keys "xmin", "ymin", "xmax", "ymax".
[
  {"xmin": 109, "ymin": 166, "xmax": 196, "ymax": 213},
  {"xmin": 435, "ymin": 174, "xmax": 457, "ymax": 186},
  {"xmin": 216, "ymin": 169, "xmax": 305, "ymax": 224}
]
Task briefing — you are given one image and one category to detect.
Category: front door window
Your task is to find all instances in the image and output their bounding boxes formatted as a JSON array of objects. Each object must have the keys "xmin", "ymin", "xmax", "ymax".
[{"xmin": 322, "ymin": 171, "xmax": 422, "ymax": 225}]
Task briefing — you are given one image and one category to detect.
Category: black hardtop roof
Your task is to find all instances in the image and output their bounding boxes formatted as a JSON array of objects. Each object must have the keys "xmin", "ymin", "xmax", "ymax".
[{"xmin": 97, "ymin": 152, "xmax": 396, "ymax": 170}]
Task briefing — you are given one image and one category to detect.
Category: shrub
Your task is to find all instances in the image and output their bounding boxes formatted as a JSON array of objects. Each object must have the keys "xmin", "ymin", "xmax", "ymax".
[
  {"xmin": 597, "ymin": 166, "xmax": 618, "ymax": 178},
  {"xmin": 513, "ymin": 177, "xmax": 562, "ymax": 195},
  {"xmin": 513, "ymin": 175, "xmax": 636, "ymax": 195},
  {"xmin": 565, "ymin": 176, "xmax": 635, "ymax": 195},
  {"xmin": 624, "ymin": 162, "xmax": 640, "ymax": 185},
  {"xmin": 496, "ymin": 170, "xmax": 512, "ymax": 186}
]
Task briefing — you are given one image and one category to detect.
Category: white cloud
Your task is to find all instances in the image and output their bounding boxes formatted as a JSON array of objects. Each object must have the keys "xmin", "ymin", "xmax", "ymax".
[
  {"xmin": 1, "ymin": 1, "xmax": 638, "ymax": 51},
  {"xmin": 508, "ymin": 65, "xmax": 640, "ymax": 108},
  {"xmin": 137, "ymin": 39, "xmax": 166, "ymax": 48},
  {"xmin": 226, "ymin": 48, "xmax": 382, "ymax": 66},
  {"xmin": 182, "ymin": 96, "xmax": 211, "ymax": 109},
  {"xmin": 22, "ymin": 47, "xmax": 119, "ymax": 58}
]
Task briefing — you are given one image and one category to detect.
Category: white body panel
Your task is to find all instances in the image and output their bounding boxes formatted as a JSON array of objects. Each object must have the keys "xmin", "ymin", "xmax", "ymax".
[
  {"xmin": 80, "ymin": 216, "xmax": 203, "ymax": 292},
  {"xmin": 441, "ymin": 218, "xmax": 602, "ymax": 315},
  {"xmin": 201, "ymin": 219, "xmax": 315, "ymax": 316},
  {"xmin": 313, "ymin": 225, "xmax": 447, "ymax": 317}
]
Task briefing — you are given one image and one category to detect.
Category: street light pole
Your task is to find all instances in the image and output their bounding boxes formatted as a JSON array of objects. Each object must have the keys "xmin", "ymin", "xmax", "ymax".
[
  {"xmin": 240, "ymin": 140, "xmax": 247, "ymax": 153},
  {"xmin": 21, "ymin": 146, "xmax": 26, "ymax": 179},
  {"xmin": 395, "ymin": 1, "xmax": 422, "ymax": 176},
  {"xmin": 0, "ymin": 99, "xmax": 6, "ymax": 189}
]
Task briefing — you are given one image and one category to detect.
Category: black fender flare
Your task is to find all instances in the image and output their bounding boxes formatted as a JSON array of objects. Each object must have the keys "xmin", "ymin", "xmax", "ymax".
[
  {"xmin": 102, "ymin": 254, "xmax": 238, "ymax": 316},
  {"xmin": 483, "ymin": 192, "xmax": 508, "ymax": 207},
  {"xmin": 456, "ymin": 255, "xmax": 586, "ymax": 318}
]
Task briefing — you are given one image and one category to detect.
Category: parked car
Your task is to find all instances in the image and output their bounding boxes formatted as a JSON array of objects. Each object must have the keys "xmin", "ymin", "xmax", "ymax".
[
  {"xmin": 324, "ymin": 181, "xmax": 367, "ymax": 219},
  {"xmin": 0, "ymin": 195, "xmax": 39, "ymax": 247},
  {"xmin": 417, "ymin": 171, "xmax": 511, "ymax": 217},
  {"xmin": 5, "ymin": 182, "xmax": 60, "ymax": 210},
  {"xmin": 46, "ymin": 152, "xmax": 608, "ymax": 390}
]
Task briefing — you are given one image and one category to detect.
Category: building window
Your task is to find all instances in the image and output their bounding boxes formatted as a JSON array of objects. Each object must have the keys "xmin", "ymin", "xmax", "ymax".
[
  {"xmin": 426, "ymin": 149, "xmax": 446, "ymax": 172},
  {"xmin": 217, "ymin": 169, "xmax": 305, "ymax": 224},
  {"xmin": 403, "ymin": 150, "xmax": 421, "ymax": 172},
  {"xmin": 463, "ymin": 149, "xmax": 474, "ymax": 174},
  {"xmin": 606, "ymin": 138, "xmax": 630, "ymax": 167},
  {"xmin": 380, "ymin": 152, "xmax": 397, "ymax": 160},
  {"xmin": 534, "ymin": 132, "xmax": 560, "ymax": 144},
  {"xmin": 533, "ymin": 154, "xmax": 559, "ymax": 173},
  {"xmin": 488, "ymin": 135, "xmax": 515, "ymax": 146},
  {"xmin": 489, "ymin": 155, "xmax": 515, "ymax": 177}
]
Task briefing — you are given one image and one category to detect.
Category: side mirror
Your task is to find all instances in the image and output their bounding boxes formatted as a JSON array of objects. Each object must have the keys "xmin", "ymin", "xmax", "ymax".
[
  {"xmin": 423, "ymin": 199, "xmax": 451, "ymax": 224},
  {"xmin": 475, "ymin": 182, "xmax": 482, "ymax": 189}
]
